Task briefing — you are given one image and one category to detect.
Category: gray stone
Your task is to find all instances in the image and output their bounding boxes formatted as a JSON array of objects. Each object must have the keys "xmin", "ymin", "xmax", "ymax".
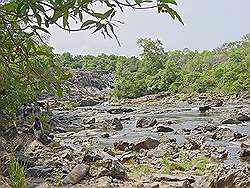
[{"xmin": 63, "ymin": 164, "xmax": 90, "ymax": 185}]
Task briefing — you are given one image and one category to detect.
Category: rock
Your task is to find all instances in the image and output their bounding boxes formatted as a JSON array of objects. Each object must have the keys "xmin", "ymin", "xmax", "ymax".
[
  {"xmin": 119, "ymin": 153, "xmax": 138, "ymax": 163},
  {"xmin": 103, "ymin": 147, "xmax": 116, "ymax": 156},
  {"xmin": 166, "ymin": 120, "xmax": 176, "ymax": 125},
  {"xmin": 0, "ymin": 124, "xmax": 6, "ymax": 132},
  {"xmin": 194, "ymin": 124, "xmax": 218, "ymax": 133},
  {"xmin": 80, "ymin": 99, "xmax": 100, "ymax": 107},
  {"xmin": 95, "ymin": 167, "xmax": 111, "ymax": 178},
  {"xmin": 114, "ymin": 141, "xmax": 133, "ymax": 151},
  {"xmin": 147, "ymin": 143, "xmax": 178, "ymax": 158},
  {"xmin": 239, "ymin": 149, "xmax": 250, "ymax": 157},
  {"xmin": 199, "ymin": 106, "xmax": 211, "ymax": 113},
  {"xmin": 0, "ymin": 175, "xmax": 10, "ymax": 188},
  {"xmin": 35, "ymin": 183, "xmax": 50, "ymax": 188},
  {"xmin": 234, "ymin": 132, "xmax": 246, "ymax": 139},
  {"xmin": 156, "ymin": 125, "xmax": 174, "ymax": 132},
  {"xmin": 63, "ymin": 164, "xmax": 90, "ymax": 185},
  {"xmin": 3, "ymin": 126, "xmax": 18, "ymax": 141},
  {"xmin": 205, "ymin": 166, "xmax": 250, "ymax": 188},
  {"xmin": 185, "ymin": 136, "xmax": 205, "ymax": 150},
  {"xmin": 84, "ymin": 118, "xmax": 96, "ymax": 124},
  {"xmin": 241, "ymin": 139, "xmax": 250, "ymax": 148},
  {"xmin": 82, "ymin": 150, "xmax": 103, "ymax": 163},
  {"xmin": 38, "ymin": 134, "xmax": 53, "ymax": 145},
  {"xmin": 26, "ymin": 165, "xmax": 53, "ymax": 178},
  {"xmin": 107, "ymin": 108, "xmax": 135, "ymax": 114},
  {"xmin": 134, "ymin": 137, "xmax": 160, "ymax": 151},
  {"xmin": 111, "ymin": 118, "xmax": 123, "ymax": 131},
  {"xmin": 136, "ymin": 118, "xmax": 157, "ymax": 128},
  {"xmin": 211, "ymin": 128, "xmax": 234, "ymax": 140},
  {"xmin": 212, "ymin": 99, "xmax": 224, "ymax": 107},
  {"xmin": 54, "ymin": 127, "xmax": 66, "ymax": 133},
  {"xmin": 110, "ymin": 161, "xmax": 127, "ymax": 179},
  {"xmin": 221, "ymin": 118, "xmax": 241, "ymax": 124},
  {"xmin": 89, "ymin": 176, "xmax": 113, "ymax": 188},
  {"xmin": 101, "ymin": 133, "xmax": 110, "ymax": 138},
  {"xmin": 236, "ymin": 113, "xmax": 250, "ymax": 122},
  {"xmin": 152, "ymin": 174, "xmax": 195, "ymax": 183}
]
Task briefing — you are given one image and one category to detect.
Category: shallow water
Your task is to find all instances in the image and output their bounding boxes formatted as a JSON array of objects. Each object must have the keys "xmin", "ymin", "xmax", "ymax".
[{"xmin": 53, "ymin": 103, "xmax": 250, "ymax": 164}]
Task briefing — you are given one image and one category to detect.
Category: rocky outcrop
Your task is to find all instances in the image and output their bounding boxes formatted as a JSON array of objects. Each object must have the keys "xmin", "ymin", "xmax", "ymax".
[{"xmin": 204, "ymin": 166, "xmax": 250, "ymax": 188}]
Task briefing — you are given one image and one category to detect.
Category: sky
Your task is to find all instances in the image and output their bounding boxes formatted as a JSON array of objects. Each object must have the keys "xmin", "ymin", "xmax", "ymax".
[{"xmin": 48, "ymin": 0, "xmax": 250, "ymax": 56}]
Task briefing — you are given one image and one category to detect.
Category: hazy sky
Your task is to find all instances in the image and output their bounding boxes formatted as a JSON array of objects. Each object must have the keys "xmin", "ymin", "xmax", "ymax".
[{"xmin": 48, "ymin": 0, "xmax": 250, "ymax": 56}]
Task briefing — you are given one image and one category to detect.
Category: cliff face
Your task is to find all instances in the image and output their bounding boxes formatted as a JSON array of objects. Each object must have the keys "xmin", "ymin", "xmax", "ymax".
[
  {"xmin": 38, "ymin": 69, "xmax": 114, "ymax": 103},
  {"xmin": 68, "ymin": 69, "xmax": 114, "ymax": 92}
]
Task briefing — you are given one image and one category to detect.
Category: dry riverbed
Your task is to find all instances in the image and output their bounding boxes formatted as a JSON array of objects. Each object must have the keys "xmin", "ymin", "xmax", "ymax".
[{"xmin": 0, "ymin": 92, "xmax": 250, "ymax": 188}]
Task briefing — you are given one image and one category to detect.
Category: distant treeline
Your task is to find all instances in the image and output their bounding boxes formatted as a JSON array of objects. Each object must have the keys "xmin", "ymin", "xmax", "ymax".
[{"xmin": 58, "ymin": 34, "xmax": 250, "ymax": 98}]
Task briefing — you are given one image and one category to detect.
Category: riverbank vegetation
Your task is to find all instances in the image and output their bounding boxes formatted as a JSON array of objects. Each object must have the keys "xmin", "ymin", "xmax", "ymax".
[{"xmin": 59, "ymin": 34, "xmax": 250, "ymax": 98}]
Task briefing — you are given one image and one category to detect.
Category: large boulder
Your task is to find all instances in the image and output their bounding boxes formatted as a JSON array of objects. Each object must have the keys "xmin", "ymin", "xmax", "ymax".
[
  {"xmin": 136, "ymin": 118, "xmax": 157, "ymax": 128},
  {"xmin": 134, "ymin": 137, "xmax": 160, "ymax": 151},
  {"xmin": 63, "ymin": 164, "xmax": 90, "ymax": 185}
]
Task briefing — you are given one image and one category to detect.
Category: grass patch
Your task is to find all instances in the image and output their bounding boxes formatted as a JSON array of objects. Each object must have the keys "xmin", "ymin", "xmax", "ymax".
[
  {"xmin": 7, "ymin": 159, "xmax": 27, "ymax": 188},
  {"xmin": 63, "ymin": 101, "xmax": 79, "ymax": 110},
  {"xmin": 128, "ymin": 164, "xmax": 155, "ymax": 180},
  {"xmin": 161, "ymin": 150, "xmax": 210, "ymax": 176}
]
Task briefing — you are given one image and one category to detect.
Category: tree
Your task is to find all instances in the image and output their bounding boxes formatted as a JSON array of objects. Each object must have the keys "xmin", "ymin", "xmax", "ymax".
[
  {"xmin": 0, "ymin": 0, "xmax": 182, "ymax": 90},
  {"xmin": 0, "ymin": 0, "xmax": 183, "ymax": 117}
]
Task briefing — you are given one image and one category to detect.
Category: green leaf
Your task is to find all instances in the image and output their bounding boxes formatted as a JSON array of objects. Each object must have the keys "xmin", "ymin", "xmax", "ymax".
[
  {"xmin": 63, "ymin": 11, "xmax": 69, "ymax": 28},
  {"xmin": 34, "ymin": 13, "xmax": 42, "ymax": 26},
  {"xmin": 81, "ymin": 20, "xmax": 96, "ymax": 28},
  {"xmin": 57, "ymin": 86, "xmax": 63, "ymax": 97}
]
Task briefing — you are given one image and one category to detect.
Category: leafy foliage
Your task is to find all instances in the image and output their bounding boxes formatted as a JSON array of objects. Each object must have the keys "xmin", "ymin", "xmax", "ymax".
[
  {"xmin": 0, "ymin": 0, "xmax": 182, "ymax": 119},
  {"xmin": 7, "ymin": 159, "xmax": 27, "ymax": 188},
  {"xmin": 113, "ymin": 35, "xmax": 250, "ymax": 98}
]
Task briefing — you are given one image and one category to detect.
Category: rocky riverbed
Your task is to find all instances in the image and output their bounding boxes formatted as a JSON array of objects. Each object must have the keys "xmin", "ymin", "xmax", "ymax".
[{"xmin": 0, "ymin": 92, "xmax": 250, "ymax": 188}]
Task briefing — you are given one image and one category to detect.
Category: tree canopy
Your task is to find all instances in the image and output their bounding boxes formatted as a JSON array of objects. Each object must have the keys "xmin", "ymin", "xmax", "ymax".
[
  {"xmin": 0, "ymin": 0, "xmax": 182, "ymax": 90},
  {"xmin": 0, "ymin": 0, "xmax": 182, "ymax": 117}
]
